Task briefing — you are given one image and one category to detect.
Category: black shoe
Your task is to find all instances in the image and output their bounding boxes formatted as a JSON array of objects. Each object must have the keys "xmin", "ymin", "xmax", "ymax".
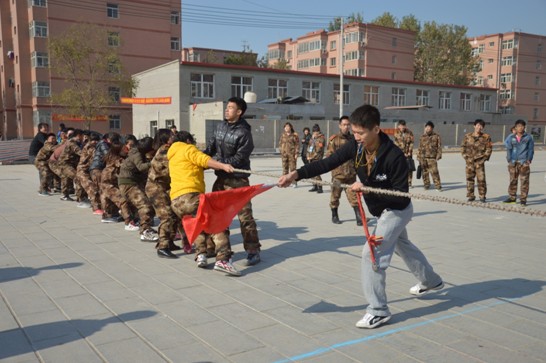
[
  {"xmin": 479, "ymin": 198, "xmax": 486, "ymax": 203},
  {"xmin": 309, "ymin": 185, "xmax": 318, "ymax": 192},
  {"xmin": 169, "ymin": 244, "xmax": 182, "ymax": 251},
  {"xmin": 503, "ymin": 197, "xmax": 516, "ymax": 204},
  {"xmin": 353, "ymin": 206, "xmax": 363, "ymax": 226},
  {"xmin": 157, "ymin": 248, "xmax": 178, "ymax": 259},
  {"xmin": 520, "ymin": 200, "xmax": 527, "ymax": 207},
  {"xmin": 60, "ymin": 195, "xmax": 75, "ymax": 201},
  {"xmin": 316, "ymin": 186, "xmax": 323, "ymax": 194},
  {"xmin": 331, "ymin": 208, "xmax": 342, "ymax": 224},
  {"xmin": 467, "ymin": 196, "xmax": 475, "ymax": 202}
]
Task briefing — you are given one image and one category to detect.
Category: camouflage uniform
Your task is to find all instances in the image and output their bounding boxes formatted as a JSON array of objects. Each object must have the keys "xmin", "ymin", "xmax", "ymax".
[
  {"xmin": 101, "ymin": 155, "xmax": 131, "ymax": 222},
  {"xmin": 76, "ymin": 142, "xmax": 100, "ymax": 209},
  {"xmin": 171, "ymin": 192, "xmax": 232, "ymax": 261},
  {"xmin": 461, "ymin": 132, "xmax": 492, "ymax": 200},
  {"xmin": 505, "ymin": 132, "xmax": 534, "ymax": 203},
  {"xmin": 417, "ymin": 132, "xmax": 442, "ymax": 190},
  {"xmin": 58, "ymin": 139, "xmax": 85, "ymax": 200},
  {"xmin": 327, "ymin": 133, "xmax": 358, "ymax": 209},
  {"xmin": 307, "ymin": 132, "xmax": 326, "ymax": 185},
  {"xmin": 278, "ymin": 132, "xmax": 299, "ymax": 175},
  {"xmin": 393, "ymin": 128, "xmax": 415, "ymax": 187},
  {"xmin": 34, "ymin": 141, "xmax": 57, "ymax": 193}
]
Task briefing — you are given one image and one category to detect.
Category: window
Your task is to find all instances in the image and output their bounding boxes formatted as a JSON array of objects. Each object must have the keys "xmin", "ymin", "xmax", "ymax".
[
  {"xmin": 108, "ymin": 32, "xmax": 119, "ymax": 47},
  {"xmin": 108, "ymin": 86, "xmax": 120, "ymax": 102},
  {"xmin": 297, "ymin": 58, "xmax": 323, "ymax": 69},
  {"xmin": 109, "ymin": 115, "xmax": 120, "ymax": 129},
  {"xmin": 191, "ymin": 73, "xmax": 214, "ymax": 98},
  {"xmin": 487, "ymin": 74, "xmax": 493, "ymax": 80},
  {"xmin": 231, "ymin": 76, "xmax": 252, "ymax": 98},
  {"xmin": 439, "ymin": 91, "xmax": 451, "ymax": 110},
  {"xmin": 392, "ymin": 37, "xmax": 397, "ymax": 47},
  {"xmin": 32, "ymin": 81, "xmax": 50, "ymax": 97},
  {"xmin": 330, "ymin": 40, "xmax": 336, "ymax": 50},
  {"xmin": 33, "ymin": 110, "xmax": 51, "ymax": 125},
  {"xmin": 392, "ymin": 55, "xmax": 397, "ymax": 64},
  {"xmin": 107, "ymin": 3, "xmax": 119, "ymax": 18},
  {"xmin": 150, "ymin": 120, "xmax": 158, "ymax": 137},
  {"xmin": 344, "ymin": 32, "xmax": 362, "ymax": 44},
  {"xmin": 488, "ymin": 58, "xmax": 494, "ymax": 64},
  {"xmin": 165, "ymin": 119, "xmax": 174, "ymax": 128},
  {"xmin": 501, "ymin": 56, "xmax": 514, "ymax": 66},
  {"xmin": 28, "ymin": 0, "xmax": 47, "ymax": 6},
  {"xmin": 499, "ymin": 89, "xmax": 512, "ymax": 100},
  {"xmin": 297, "ymin": 40, "xmax": 322, "ymax": 54},
  {"xmin": 345, "ymin": 68, "xmax": 363, "ymax": 76},
  {"xmin": 416, "ymin": 89, "xmax": 430, "ymax": 106},
  {"xmin": 391, "ymin": 87, "xmax": 406, "ymax": 107},
  {"xmin": 533, "ymin": 108, "xmax": 539, "ymax": 119},
  {"xmin": 31, "ymin": 51, "xmax": 49, "ymax": 68},
  {"xmin": 534, "ymin": 92, "xmax": 540, "ymax": 102},
  {"xmin": 500, "ymin": 73, "xmax": 512, "ymax": 83},
  {"xmin": 535, "ymin": 76, "xmax": 541, "ymax": 86},
  {"xmin": 501, "ymin": 39, "xmax": 514, "ymax": 49},
  {"xmin": 500, "ymin": 106, "xmax": 514, "ymax": 115},
  {"xmin": 460, "ymin": 93, "xmax": 472, "ymax": 111},
  {"xmin": 333, "ymin": 84, "xmax": 349, "ymax": 105},
  {"xmin": 108, "ymin": 60, "xmax": 120, "ymax": 73},
  {"xmin": 170, "ymin": 11, "xmax": 179, "ymax": 25},
  {"xmin": 364, "ymin": 85, "xmax": 379, "ymax": 106},
  {"xmin": 536, "ymin": 60, "xmax": 542, "ymax": 70},
  {"xmin": 330, "ymin": 57, "xmax": 336, "ymax": 67},
  {"xmin": 171, "ymin": 37, "xmax": 180, "ymax": 51},
  {"xmin": 302, "ymin": 81, "xmax": 320, "ymax": 103},
  {"xmin": 479, "ymin": 95, "xmax": 491, "ymax": 112},
  {"xmin": 479, "ymin": 44, "xmax": 485, "ymax": 53},
  {"xmin": 538, "ymin": 44, "xmax": 543, "ymax": 53},
  {"xmin": 489, "ymin": 42, "xmax": 495, "ymax": 47},
  {"xmin": 267, "ymin": 79, "xmax": 287, "ymax": 99},
  {"xmin": 287, "ymin": 50, "xmax": 292, "ymax": 59},
  {"xmin": 29, "ymin": 21, "xmax": 47, "ymax": 37},
  {"xmin": 344, "ymin": 51, "xmax": 360, "ymax": 61},
  {"xmin": 268, "ymin": 49, "xmax": 282, "ymax": 60}
]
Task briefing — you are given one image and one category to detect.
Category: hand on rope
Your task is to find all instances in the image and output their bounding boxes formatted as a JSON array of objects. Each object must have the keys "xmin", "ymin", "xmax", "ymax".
[{"xmin": 356, "ymin": 191, "xmax": 383, "ymax": 272}]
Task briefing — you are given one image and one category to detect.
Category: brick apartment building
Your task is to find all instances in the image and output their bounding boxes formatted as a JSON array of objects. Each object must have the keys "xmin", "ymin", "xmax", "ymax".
[
  {"xmin": 0, "ymin": 0, "xmax": 181, "ymax": 140},
  {"xmin": 471, "ymin": 32, "xmax": 546, "ymax": 125},
  {"xmin": 267, "ymin": 22, "xmax": 416, "ymax": 82},
  {"xmin": 182, "ymin": 47, "xmax": 258, "ymax": 65}
]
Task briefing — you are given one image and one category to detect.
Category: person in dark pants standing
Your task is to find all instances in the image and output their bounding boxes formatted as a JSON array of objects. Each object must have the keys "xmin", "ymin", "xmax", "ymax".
[
  {"xmin": 301, "ymin": 127, "xmax": 311, "ymax": 165},
  {"xmin": 29, "ymin": 122, "xmax": 50, "ymax": 164}
]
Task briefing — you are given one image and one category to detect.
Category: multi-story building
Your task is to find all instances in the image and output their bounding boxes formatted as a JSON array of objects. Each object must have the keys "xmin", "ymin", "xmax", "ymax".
[
  {"xmin": 471, "ymin": 32, "xmax": 546, "ymax": 125},
  {"xmin": 267, "ymin": 22, "xmax": 416, "ymax": 82},
  {"xmin": 0, "ymin": 0, "xmax": 181, "ymax": 140},
  {"xmin": 182, "ymin": 47, "xmax": 258, "ymax": 65}
]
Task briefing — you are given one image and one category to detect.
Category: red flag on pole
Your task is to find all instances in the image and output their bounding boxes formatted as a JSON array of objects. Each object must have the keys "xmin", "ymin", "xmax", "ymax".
[{"xmin": 182, "ymin": 184, "xmax": 274, "ymax": 244}]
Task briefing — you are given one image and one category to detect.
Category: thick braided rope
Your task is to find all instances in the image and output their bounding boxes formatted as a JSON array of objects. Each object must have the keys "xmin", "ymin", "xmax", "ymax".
[{"xmin": 232, "ymin": 168, "xmax": 546, "ymax": 217}]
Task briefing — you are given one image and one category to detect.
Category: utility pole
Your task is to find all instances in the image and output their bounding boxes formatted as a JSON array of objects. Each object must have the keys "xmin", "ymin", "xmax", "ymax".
[{"xmin": 339, "ymin": 17, "xmax": 344, "ymax": 117}]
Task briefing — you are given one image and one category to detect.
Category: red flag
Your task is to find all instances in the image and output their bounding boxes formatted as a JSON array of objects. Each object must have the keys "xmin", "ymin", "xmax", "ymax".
[{"xmin": 182, "ymin": 184, "xmax": 274, "ymax": 244}]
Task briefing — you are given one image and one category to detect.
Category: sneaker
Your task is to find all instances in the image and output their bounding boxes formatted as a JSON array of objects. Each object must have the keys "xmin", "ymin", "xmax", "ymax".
[
  {"xmin": 140, "ymin": 228, "xmax": 159, "ymax": 242},
  {"xmin": 38, "ymin": 191, "xmax": 50, "ymax": 197},
  {"xmin": 423, "ymin": 186, "xmax": 430, "ymax": 190},
  {"xmin": 196, "ymin": 254, "xmax": 208, "ymax": 268},
  {"xmin": 480, "ymin": 198, "xmax": 486, "ymax": 203},
  {"xmin": 243, "ymin": 252, "xmax": 261, "ymax": 266},
  {"xmin": 467, "ymin": 196, "xmax": 475, "ymax": 202},
  {"xmin": 503, "ymin": 197, "xmax": 516, "ymax": 204},
  {"xmin": 355, "ymin": 313, "xmax": 391, "ymax": 329},
  {"xmin": 520, "ymin": 200, "xmax": 527, "ymax": 207},
  {"xmin": 124, "ymin": 221, "xmax": 139, "ymax": 231},
  {"xmin": 436, "ymin": 188, "xmax": 442, "ymax": 192},
  {"xmin": 101, "ymin": 216, "xmax": 121, "ymax": 223},
  {"xmin": 77, "ymin": 201, "xmax": 92, "ymax": 208},
  {"xmin": 93, "ymin": 209, "xmax": 104, "ymax": 215},
  {"xmin": 60, "ymin": 195, "xmax": 75, "ymax": 201},
  {"xmin": 409, "ymin": 281, "xmax": 444, "ymax": 297},
  {"xmin": 214, "ymin": 260, "xmax": 241, "ymax": 276}
]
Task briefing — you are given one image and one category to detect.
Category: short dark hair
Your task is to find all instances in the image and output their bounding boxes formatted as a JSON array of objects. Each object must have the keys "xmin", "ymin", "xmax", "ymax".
[
  {"xmin": 283, "ymin": 122, "xmax": 294, "ymax": 133},
  {"xmin": 89, "ymin": 133, "xmax": 101, "ymax": 142},
  {"xmin": 474, "ymin": 119, "xmax": 485, "ymax": 127},
  {"xmin": 46, "ymin": 133, "xmax": 56, "ymax": 139},
  {"xmin": 303, "ymin": 127, "xmax": 310, "ymax": 133},
  {"xmin": 176, "ymin": 130, "xmax": 195, "ymax": 144},
  {"xmin": 349, "ymin": 104, "xmax": 380, "ymax": 129},
  {"xmin": 398, "ymin": 120, "xmax": 406, "ymax": 126},
  {"xmin": 137, "ymin": 136, "xmax": 154, "ymax": 155},
  {"xmin": 71, "ymin": 129, "xmax": 83, "ymax": 137},
  {"xmin": 227, "ymin": 97, "xmax": 247, "ymax": 116},
  {"xmin": 170, "ymin": 125, "xmax": 177, "ymax": 130},
  {"xmin": 59, "ymin": 123, "xmax": 66, "ymax": 129},
  {"xmin": 38, "ymin": 122, "xmax": 49, "ymax": 131},
  {"xmin": 154, "ymin": 128, "xmax": 173, "ymax": 149},
  {"xmin": 515, "ymin": 119, "xmax": 526, "ymax": 127},
  {"xmin": 339, "ymin": 115, "xmax": 350, "ymax": 123},
  {"xmin": 124, "ymin": 134, "xmax": 137, "ymax": 145},
  {"xmin": 425, "ymin": 121, "xmax": 435, "ymax": 129},
  {"xmin": 312, "ymin": 124, "xmax": 321, "ymax": 132}
]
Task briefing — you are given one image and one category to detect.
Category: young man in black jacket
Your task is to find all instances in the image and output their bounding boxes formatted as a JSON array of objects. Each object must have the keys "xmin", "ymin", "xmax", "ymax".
[
  {"xmin": 205, "ymin": 97, "xmax": 261, "ymax": 266},
  {"xmin": 278, "ymin": 104, "xmax": 443, "ymax": 329}
]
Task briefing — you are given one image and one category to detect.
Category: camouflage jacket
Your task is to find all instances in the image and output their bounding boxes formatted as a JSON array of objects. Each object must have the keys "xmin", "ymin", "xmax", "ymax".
[
  {"xmin": 35, "ymin": 141, "xmax": 56, "ymax": 167},
  {"xmin": 461, "ymin": 132, "xmax": 492, "ymax": 162},
  {"xmin": 307, "ymin": 132, "xmax": 325, "ymax": 162},
  {"xmin": 326, "ymin": 133, "xmax": 357, "ymax": 179},
  {"xmin": 147, "ymin": 144, "xmax": 170, "ymax": 189},
  {"xmin": 393, "ymin": 129, "xmax": 414, "ymax": 157},
  {"xmin": 417, "ymin": 132, "xmax": 442, "ymax": 160},
  {"xmin": 278, "ymin": 132, "xmax": 299, "ymax": 156},
  {"xmin": 58, "ymin": 139, "xmax": 82, "ymax": 167},
  {"xmin": 77, "ymin": 143, "xmax": 96, "ymax": 173},
  {"xmin": 101, "ymin": 155, "xmax": 124, "ymax": 186}
]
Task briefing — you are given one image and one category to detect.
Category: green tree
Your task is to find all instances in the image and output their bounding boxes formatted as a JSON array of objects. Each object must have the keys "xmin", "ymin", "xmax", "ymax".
[
  {"xmin": 48, "ymin": 23, "xmax": 137, "ymax": 130},
  {"xmin": 371, "ymin": 12, "xmax": 398, "ymax": 28},
  {"xmin": 328, "ymin": 12, "xmax": 364, "ymax": 31},
  {"xmin": 269, "ymin": 58, "xmax": 291, "ymax": 70},
  {"xmin": 399, "ymin": 14, "xmax": 420, "ymax": 32},
  {"xmin": 414, "ymin": 21, "xmax": 478, "ymax": 85},
  {"xmin": 224, "ymin": 52, "xmax": 258, "ymax": 66}
]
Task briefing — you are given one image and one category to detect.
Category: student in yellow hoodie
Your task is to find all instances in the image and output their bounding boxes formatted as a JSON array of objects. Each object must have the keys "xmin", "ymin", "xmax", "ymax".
[{"xmin": 168, "ymin": 131, "xmax": 240, "ymax": 276}]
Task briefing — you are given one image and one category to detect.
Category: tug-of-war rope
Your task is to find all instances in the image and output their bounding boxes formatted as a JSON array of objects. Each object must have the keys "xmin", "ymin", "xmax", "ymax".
[{"xmin": 232, "ymin": 168, "xmax": 546, "ymax": 218}]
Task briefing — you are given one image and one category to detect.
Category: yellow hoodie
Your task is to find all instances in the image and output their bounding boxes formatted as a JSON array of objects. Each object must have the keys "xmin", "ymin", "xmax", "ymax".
[{"xmin": 167, "ymin": 141, "xmax": 211, "ymax": 200}]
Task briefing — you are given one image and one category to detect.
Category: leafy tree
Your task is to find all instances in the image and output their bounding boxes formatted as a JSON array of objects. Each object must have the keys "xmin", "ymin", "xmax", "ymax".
[
  {"xmin": 414, "ymin": 21, "xmax": 478, "ymax": 85},
  {"xmin": 371, "ymin": 12, "xmax": 398, "ymax": 28},
  {"xmin": 224, "ymin": 52, "xmax": 258, "ymax": 66},
  {"xmin": 400, "ymin": 14, "xmax": 420, "ymax": 32},
  {"xmin": 269, "ymin": 58, "xmax": 291, "ymax": 70},
  {"xmin": 328, "ymin": 12, "xmax": 364, "ymax": 31},
  {"xmin": 48, "ymin": 23, "xmax": 137, "ymax": 130}
]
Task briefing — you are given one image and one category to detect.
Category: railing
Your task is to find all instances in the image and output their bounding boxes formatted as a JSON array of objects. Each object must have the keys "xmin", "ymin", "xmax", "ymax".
[{"xmin": 0, "ymin": 139, "xmax": 32, "ymax": 164}]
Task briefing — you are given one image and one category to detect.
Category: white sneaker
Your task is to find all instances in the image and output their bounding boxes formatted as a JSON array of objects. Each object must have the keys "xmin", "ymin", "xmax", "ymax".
[
  {"xmin": 409, "ymin": 281, "xmax": 444, "ymax": 296},
  {"xmin": 124, "ymin": 221, "xmax": 139, "ymax": 232},
  {"xmin": 140, "ymin": 228, "xmax": 159, "ymax": 242},
  {"xmin": 355, "ymin": 313, "xmax": 391, "ymax": 329},
  {"xmin": 196, "ymin": 254, "xmax": 207, "ymax": 268},
  {"xmin": 214, "ymin": 259, "xmax": 241, "ymax": 276}
]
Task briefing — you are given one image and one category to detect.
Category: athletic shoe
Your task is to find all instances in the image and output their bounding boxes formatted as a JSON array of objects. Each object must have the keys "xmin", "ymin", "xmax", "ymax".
[
  {"xmin": 355, "ymin": 313, "xmax": 391, "ymax": 329},
  {"xmin": 214, "ymin": 260, "xmax": 241, "ymax": 276},
  {"xmin": 467, "ymin": 196, "xmax": 475, "ymax": 202},
  {"xmin": 479, "ymin": 198, "xmax": 486, "ymax": 203},
  {"xmin": 124, "ymin": 221, "xmax": 139, "ymax": 231},
  {"xmin": 196, "ymin": 254, "xmax": 207, "ymax": 268},
  {"xmin": 140, "ymin": 228, "xmax": 159, "ymax": 242},
  {"xmin": 409, "ymin": 281, "xmax": 444, "ymax": 296},
  {"xmin": 101, "ymin": 216, "xmax": 120, "ymax": 223},
  {"xmin": 38, "ymin": 191, "xmax": 50, "ymax": 197},
  {"xmin": 77, "ymin": 201, "xmax": 91, "ymax": 208},
  {"xmin": 93, "ymin": 209, "xmax": 104, "ymax": 215},
  {"xmin": 243, "ymin": 252, "xmax": 261, "ymax": 266},
  {"xmin": 520, "ymin": 201, "xmax": 527, "ymax": 207},
  {"xmin": 503, "ymin": 197, "xmax": 516, "ymax": 204},
  {"xmin": 60, "ymin": 195, "xmax": 75, "ymax": 201}
]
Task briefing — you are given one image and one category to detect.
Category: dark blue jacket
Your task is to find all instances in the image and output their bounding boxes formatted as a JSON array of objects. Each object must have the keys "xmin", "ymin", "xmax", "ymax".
[{"xmin": 505, "ymin": 133, "xmax": 534, "ymax": 164}]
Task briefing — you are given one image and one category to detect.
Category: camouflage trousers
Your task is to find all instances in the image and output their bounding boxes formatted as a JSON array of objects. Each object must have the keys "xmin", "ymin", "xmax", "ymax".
[
  {"xmin": 77, "ymin": 170, "xmax": 100, "ymax": 210},
  {"xmin": 51, "ymin": 162, "xmax": 84, "ymax": 200},
  {"xmin": 171, "ymin": 192, "xmax": 232, "ymax": 261},
  {"xmin": 330, "ymin": 176, "xmax": 358, "ymax": 209},
  {"xmin": 465, "ymin": 161, "xmax": 487, "ymax": 199},
  {"xmin": 145, "ymin": 182, "xmax": 177, "ymax": 249},
  {"xmin": 212, "ymin": 177, "xmax": 261, "ymax": 252},
  {"xmin": 35, "ymin": 162, "xmax": 53, "ymax": 193},
  {"xmin": 101, "ymin": 183, "xmax": 131, "ymax": 222},
  {"xmin": 281, "ymin": 154, "xmax": 297, "ymax": 175},
  {"xmin": 119, "ymin": 184, "xmax": 154, "ymax": 233},
  {"xmin": 420, "ymin": 158, "xmax": 441, "ymax": 190},
  {"xmin": 508, "ymin": 162, "xmax": 530, "ymax": 202}
]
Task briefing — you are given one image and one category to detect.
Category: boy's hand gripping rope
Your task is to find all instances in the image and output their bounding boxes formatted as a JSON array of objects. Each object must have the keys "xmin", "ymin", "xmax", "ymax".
[{"xmin": 356, "ymin": 192, "xmax": 383, "ymax": 272}]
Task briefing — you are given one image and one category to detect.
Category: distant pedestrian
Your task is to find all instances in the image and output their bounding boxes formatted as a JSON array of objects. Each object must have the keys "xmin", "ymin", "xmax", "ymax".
[
  {"xmin": 417, "ymin": 121, "xmax": 442, "ymax": 191},
  {"xmin": 461, "ymin": 119, "xmax": 492, "ymax": 202},
  {"xmin": 301, "ymin": 127, "xmax": 311, "ymax": 165},
  {"xmin": 393, "ymin": 120, "xmax": 415, "ymax": 188},
  {"xmin": 278, "ymin": 122, "xmax": 299, "ymax": 184},
  {"xmin": 307, "ymin": 124, "xmax": 325, "ymax": 193},
  {"xmin": 503, "ymin": 119, "xmax": 534, "ymax": 206},
  {"xmin": 28, "ymin": 122, "xmax": 50, "ymax": 164}
]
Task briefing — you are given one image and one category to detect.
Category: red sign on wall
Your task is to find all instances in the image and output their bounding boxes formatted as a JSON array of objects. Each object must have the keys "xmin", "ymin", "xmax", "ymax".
[{"xmin": 120, "ymin": 97, "xmax": 172, "ymax": 104}]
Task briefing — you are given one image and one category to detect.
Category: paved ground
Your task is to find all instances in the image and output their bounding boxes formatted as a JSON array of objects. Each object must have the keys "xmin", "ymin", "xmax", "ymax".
[{"xmin": 1, "ymin": 149, "xmax": 545, "ymax": 363}]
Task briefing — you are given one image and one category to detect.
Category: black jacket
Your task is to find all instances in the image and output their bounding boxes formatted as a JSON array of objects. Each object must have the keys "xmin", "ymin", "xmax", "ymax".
[
  {"xmin": 29, "ymin": 132, "xmax": 47, "ymax": 157},
  {"xmin": 297, "ymin": 132, "xmax": 410, "ymax": 217},
  {"xmin": 204, "ymin": 118, "xmax": 254, "ymax": 178},
  {"xmin": 89, "ymin": 140, "xmax": 110, "ymax": 172}
]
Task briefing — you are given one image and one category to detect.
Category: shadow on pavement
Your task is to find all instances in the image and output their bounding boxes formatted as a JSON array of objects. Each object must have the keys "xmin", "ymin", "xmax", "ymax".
[{"xmin": 0, "ymin": 262, "xmax": 83, "ymax": 283}]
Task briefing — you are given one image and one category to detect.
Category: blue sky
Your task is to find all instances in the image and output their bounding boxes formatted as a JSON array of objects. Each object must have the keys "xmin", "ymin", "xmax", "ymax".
[{"xmin": 181, "ymin": 0, "xmax": 546, "ymax": 57}]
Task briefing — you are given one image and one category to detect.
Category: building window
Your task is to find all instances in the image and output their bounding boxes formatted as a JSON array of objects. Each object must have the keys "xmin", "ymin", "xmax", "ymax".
[
  {"xmin": 188, "ymin": 53, "xmax": 200, "ymax": 62},
  {"xmin": 32, "ymin": 81, "xmax": 50, "ymax": 97},
  {"xmin": 171, "ymin": 37, "xmax": 180, "ymax": 51},
  {"xmin": 109, "ymin": 115, "xmax": 120, "ymax": 129},
  {"xmin": 344, "ymin": 50, "xmax": 361, "ymax": 61},
  {"xmin": 31, "ymin": 51, "xmax": 49, "ymax": 68},
  {"xmin": 297, "ymin": 40, "xmax": 323, "ymax": 54},
  {"xmin": 501, "ymin": 39, "xmax": 514, "ymax": 49},
  {"xmin": 391, "ymin": 87, "xmax": 406, "ymax": 107},
  {"xmin": 501, "ymin": 56, "xmax": 514, "ymax": 66},
  {"xmin": 107, "ymin": 3, "xmax": 119, "ymax": 18},
  {"xmin": 33, "ymin": 110, "xmax": 51, "ymax": 125},
  {"xmin": 489, "ymin": 42, "xmax": 495, "ymax": 47},
  {"xmin": 500, "ymin": 90, "xmax": 512, "ymax": 100},
  {"xmin": 479, "ymin": 95, "xmax": 491, "ymax": 112},
  {"xmin": 392, "ymin": 37, "xmax": 397, "ymax": 47},
  {"xmin": 165, "ymin": 119, "xmax": 174, "ymax": 128},
  {"xmin": 416, "ymin": 89, "xmax": 430, "ymax": 106},
  {"xmin": 536, "ymin": 60, "xmax": 542, "ymax": 70},
  {"xmin": 330, "ymin": 40, "xmax": 336, "ymax": 50},
  {"xmin": 478, "ymin": 44, "xmax": 485, "ymax": 53},
  {"xmin": 267, "ymin": 49, "xmax": 282, "ymax": 60},
  {"xmin": 330, "ymin": 57, "xmax": 336, "ymax": 67},
  {"xmin": 191, "ymin": 73, "xmax": 214, "ymax": 98},
  {"xmin": 392, "ymin": 55, "xmax": 397, "ymax": 64},
  {"xmin": 108, "ymin": 32, "xmax": 120, "ymax": 47},
  {"xmin": 500, "ymin": 73, "xmax": 512, "ymax": 83},
  {"xmin": 29, "ymin": 21, "xmax": 47, "ymax": 37},
  {"xmin": 108, "ymin": 86, "xmax": 120, "ymax": 102},
  {"xmin": 171, "ymin": 11, "xmax": 179, "ymax": 25},
  {"xmin": 364, "ymin": 85, "xmax": 379, "ymax": 106},
  {"xmin": 533, "ymin": 108, "xmax": 539, "ymax": 119},
  {"xmin": 535, "ymin": 76, "xmax": 541, "ymax": 86},
  {"xmin": 500, "ymin": 106, "xmax": 514, "ymax": 114},
  {"xmin": 439, "ymin": 91, "xmax": 451, "ymax": 110},
  {"xmin": 150, "ymin": 120, "xmax": 158, "ymax": 137},
  {"xmin": 534, "ymin": 92, "xmax": 540, "ymax": 102},
  {"xmin": 460, "ymin": 93, "xmax": 472, "ymax": 111},
  {"xmin": 108, "ymin": 60, "xmax": 120, "ymax": 74},
  {"xmin": 344, "ymin": 32, "xmax": 363, "ymax": 44},
  {"xmin": 333, "ymin": 84, "xmax": 349, "ymax": 105},
  {"xmin": 28, "ymin": 0, "xmax": 47, "ymax": 6},
  {"xmin": 345, "ymin": 68, "xmax": 363, "ymax": 76},
  {"xmin": 267, "ymin": 79, "xmax": 287, "ymax": 99},
  {"xmin": 287, "ymin": 50, "xmax": 292, "ymax": 59},
  {"xmin": 231, "ymin": 76, "xmax": 253, "ymax": 98},
  {"xmin": 488, "ymin": 58, "xmax": 494, "ymax": 64},
  {"xmin": 538, "ymin": 44, "xmax": 543, "ymax": 53},
  {"xmin": 302, "ymin": 81, "xmax": 320, "ymax": 103}
]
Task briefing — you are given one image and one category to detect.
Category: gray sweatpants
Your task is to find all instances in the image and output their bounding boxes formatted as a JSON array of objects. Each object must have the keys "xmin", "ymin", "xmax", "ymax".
[{"xmin": 362, "ymin": 202, "xmax": 442, "ymax": 316}]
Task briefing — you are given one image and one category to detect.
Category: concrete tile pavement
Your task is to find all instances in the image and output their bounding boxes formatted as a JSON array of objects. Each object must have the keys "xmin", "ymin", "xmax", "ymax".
[{"xmin": 0, "ymin": 149, "xmax": 545, "ymax": 362}]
